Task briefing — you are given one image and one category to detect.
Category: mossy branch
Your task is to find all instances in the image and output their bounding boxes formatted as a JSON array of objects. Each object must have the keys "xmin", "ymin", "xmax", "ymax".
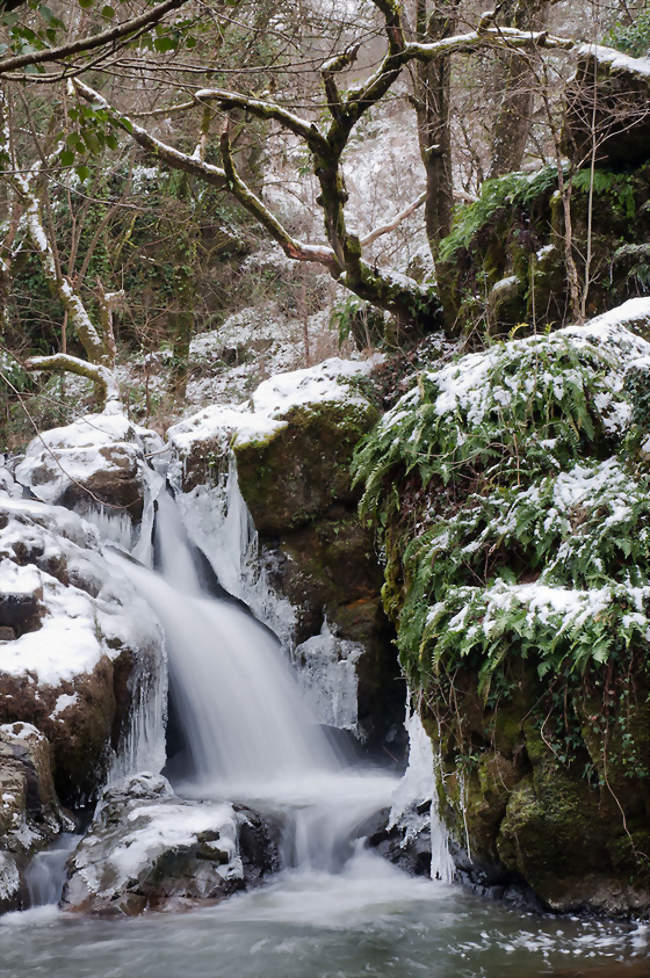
[{"xmin": 219, "ymin": 124, "xmax": 339, "ymax": 271}]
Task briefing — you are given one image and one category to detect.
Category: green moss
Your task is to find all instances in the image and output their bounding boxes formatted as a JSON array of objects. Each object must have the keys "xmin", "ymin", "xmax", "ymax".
[{"xmin": 235, "ymin": 399, "xmax": 378, "ymax": 535}]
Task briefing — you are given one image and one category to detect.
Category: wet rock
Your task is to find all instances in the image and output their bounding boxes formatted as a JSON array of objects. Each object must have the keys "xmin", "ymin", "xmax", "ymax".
[
  {"xmin": 0, "ymin": 722, "xmax": 73, "ymax": 913},
  {"xmin": 0, "ymin": 723, "xmax": 72, "ymax": 856},
  {"xmin": 0, "ymin": 495, "xmax": 166, "ymax": 807},
  {"xmin": 365, "ymin": 805, "xmax": 434, "ymax": 878},
  {"xmin": 61, "ymin": 773, "xmax": 279, "ymax": 915}
]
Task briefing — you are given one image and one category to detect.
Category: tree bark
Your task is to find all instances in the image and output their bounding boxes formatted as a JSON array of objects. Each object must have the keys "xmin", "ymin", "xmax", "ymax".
[
  {"xmin": 411, "ymin": 1, "xmax": 459, "ymax": 253},
  {"xmin": 487, "ymin": 0, "xmax": 552, "ymax": 179}
]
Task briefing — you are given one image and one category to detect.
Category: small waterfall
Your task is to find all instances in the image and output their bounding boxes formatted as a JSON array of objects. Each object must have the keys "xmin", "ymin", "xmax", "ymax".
[
  {"xmin": 25, "ymin": 834, "xmax": 78, "ymax": 907},
  {"xmin": 117, "ymin": 489, "xmax": 455, "ymax": 880}
]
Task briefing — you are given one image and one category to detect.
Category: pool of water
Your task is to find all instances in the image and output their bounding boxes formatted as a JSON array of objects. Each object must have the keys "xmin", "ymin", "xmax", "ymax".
[{"xmin": 2, "ymin": 851, "xmax": 646, "ymax": 978}]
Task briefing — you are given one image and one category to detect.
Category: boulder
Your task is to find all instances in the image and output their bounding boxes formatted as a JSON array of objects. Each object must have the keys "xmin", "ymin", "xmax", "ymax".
[
  {"xmin": 564, "ymin": 46, "xmax": 650, "ymax": 168},
  {"xmin": 61, "ymin": 773, "xmax": 279, "ymax": 915},
  {"xmin": 14, "ymin": 413, "xmax": 163, "ymax": 522},
  {"xmin": 0, "ymin": 495, "xmax": 166, "ymax": 806}
]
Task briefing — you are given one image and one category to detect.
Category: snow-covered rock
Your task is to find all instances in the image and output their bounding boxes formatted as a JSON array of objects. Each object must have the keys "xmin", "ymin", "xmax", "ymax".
[
  {"xmin": 0, "ymin": 495, "xmax": 166, "ymax": 805},
  {"xmin": 0, "ymin": 723, "xmax": 73, "ymax": 859},
  {"xmin": 14, "ymin": 413, "xmax": 163, "ymax": 523},
  {"xmin": 0, "ymin": 852, "xmax": 22, "ymax": 914},
  {"xmin": 61, "ymin": 773, "xmax": 279, "ymax": 915}
]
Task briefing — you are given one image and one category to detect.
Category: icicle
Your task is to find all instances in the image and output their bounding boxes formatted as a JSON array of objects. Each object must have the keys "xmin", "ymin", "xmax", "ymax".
[
  {"xmin": 388, "ymin": 692, "xmax": 455, "ymax": 883},
  {"xmin": 168, "ymin": 453, "xmax": 296, "ymax": 647}
]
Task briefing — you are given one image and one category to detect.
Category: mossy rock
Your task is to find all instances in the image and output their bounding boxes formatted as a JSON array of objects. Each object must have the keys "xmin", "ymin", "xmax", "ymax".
[
  {"xmin": 496, "ymin": 750, "xmax": 650, "ymax": 914},
  {"xmin": 234, "ymin": 399, "xmax": 379, "ymax": 535},
  {"xmin": 437, "ymin": 160, "xmax": 650, "ymax": 336},
  {"xmin": 266, "ymin": 509, "xmax": 383, "ymax": 642}
]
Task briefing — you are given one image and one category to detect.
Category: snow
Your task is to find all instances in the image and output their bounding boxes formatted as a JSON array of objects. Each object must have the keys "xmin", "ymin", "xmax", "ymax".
[
  {"xmin": 169, "ymin": 403, "xmax": 286, "ymax": 458},
  {"xmin": 0, "ymin": 493, "xmax": 165, "ymax": 741},
  {"xmin": 577, "ymin": 43, "xmax": 650, "ymax": 79},
  {"xmin": 251, "ymin": 355, "xmax": 378, "ymax": 417},
  {"xmin": 0, "ymin": 559, "xmax": 42, "ymax": 597},
  {"xmin": 110, "ymin": 801, "xmax": 238, "ymax": 882},
  {"xmin": 0, "ymin": 721, "xmax": 43, "ymax": 743},
  {"xmin": 14, "ymin": 411, "xmax": 162, "ymax": 511},
  {"xmin": 380, "ymin": 299, "xmax": 650, "ymax": 434},
  {"xmin": 475, "ymin": 580, "xmax": 619, "ymax": 636},
  {"xmin": 170, "ymin": 355, "xmax": 379, "ymax": 456},
  {"xmin": 51, "ymin": 693, "xmax": 78, "ymax": 718},
  {"xmin": 490, "ymin": 275, "xmax": 518, "ymax": 295}
]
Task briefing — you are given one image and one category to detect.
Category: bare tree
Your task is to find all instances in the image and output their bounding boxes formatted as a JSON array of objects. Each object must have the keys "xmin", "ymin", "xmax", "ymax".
[
  {"xmin": 0, "ymin": 88, "xmax": 122, "ymax": 410},
  {"xmin": 71, "ymin": 3, "xmax": 577, "ymax": 337}
]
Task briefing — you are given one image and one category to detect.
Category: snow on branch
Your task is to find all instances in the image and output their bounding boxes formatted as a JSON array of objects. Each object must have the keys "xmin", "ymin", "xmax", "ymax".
[
  {"xmin": 25, "ymin": 354, "xmax": 121, "ymax": 412},
  {"xmin": 72, "ymin": 79, "xmax": 228, "ymax": 190},
  {"xmin": 194, "ymin": 89, "xmax": 327, "ymax": 153},
  {"xmin": 405, "ymin": 27, "xmax": 576, "ymax": 61}
]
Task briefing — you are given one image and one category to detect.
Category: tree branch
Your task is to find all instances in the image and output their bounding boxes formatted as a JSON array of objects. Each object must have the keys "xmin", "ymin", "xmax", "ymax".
[
  {"xmin": 73, "ymin": 78, "xmax": 228, "ymax": 189},
  {"xmin": 0, "ymin": 0, "xmax": 189, "ymax": 76},
  {"xmin": 194, "ymin": 87, "xmax": 327, "ymax": 153},
  {"xmin": 360, "ymin": 191, "xmax": 427, "ymax": 247},
  {"xmin": 405, "ymin": 27, "xmax": 575, "ymax": 61},
  {"xmin": 25, "ymin": 353, "xmax": 121, "ymax": 412},
  {"xmin": 219, "ymin": 123, "xmax": 338, "ymax": 270},
  {"xmin": 322, "ymin": 45, "xmax": 361, "ymax": 118}
]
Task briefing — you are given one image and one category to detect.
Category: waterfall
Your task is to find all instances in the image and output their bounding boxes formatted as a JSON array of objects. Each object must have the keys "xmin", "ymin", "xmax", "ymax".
[
  {"xmin": 115, "ymin": 487, "xmax": 456, "ymax": 881},
  {"xmin": 113, "ymin": 490, "xmax": 399, "ymax": 873},
  {"xmin": 25, "ymin": 834, "xmax": 78, "ymax": 907}
]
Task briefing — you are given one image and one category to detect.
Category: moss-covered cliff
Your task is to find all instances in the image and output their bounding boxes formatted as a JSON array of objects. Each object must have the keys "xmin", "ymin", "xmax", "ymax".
[{"xmin": 354, "ymin": 299, "xmax": 650, "ymax": 914}]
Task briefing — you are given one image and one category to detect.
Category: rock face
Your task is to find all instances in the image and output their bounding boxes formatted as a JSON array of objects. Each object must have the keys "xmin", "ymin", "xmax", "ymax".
[
  {"xmin": 0, "ymin": 493, "xmax": 166, "ymax": 807},
  {"xmin": 61, "ymin": 773, "xmax": 279, "ymax": 915},
  {"xmin": 563, "ymin": 46, "xmax": 650, "ymax": 168},
  {"xmin": 0, "ymin": 722, "xmax": 74, "ymax": 912},
  {"xmin": 168, "ymin": 358, "xmax": 406, "ymax": 756},
  {"xmin": 353, "ymin": 301, "xmax": 650, "ymax": 915},
  {"xmin": 14, "ymin": 413, "xmax": 163, "ymax": 522}
]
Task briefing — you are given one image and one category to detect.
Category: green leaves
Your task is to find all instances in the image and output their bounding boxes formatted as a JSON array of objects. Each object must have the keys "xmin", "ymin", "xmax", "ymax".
[
  {"xmin": 57, "ymin": 101, "xmax": 124, "ymax": 179},
  {"xmin": 354, "ymin": 314, "xmax": 650, "ymax": 728}
]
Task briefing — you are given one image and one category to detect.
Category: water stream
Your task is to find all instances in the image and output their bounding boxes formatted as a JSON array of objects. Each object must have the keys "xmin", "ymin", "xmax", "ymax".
[{"xmin": 1, "ymin": 489, "xmax": 647, "ymax": 976}]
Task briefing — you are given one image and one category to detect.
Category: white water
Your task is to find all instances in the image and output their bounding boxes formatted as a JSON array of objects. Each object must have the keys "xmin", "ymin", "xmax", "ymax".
[
  {"xmin": 117, "ymin": 492, "xmax": 402, "ymax": 873},
  {"xmin": 24, "ymin": 834, "xmax": 78, "ymax": 907}
]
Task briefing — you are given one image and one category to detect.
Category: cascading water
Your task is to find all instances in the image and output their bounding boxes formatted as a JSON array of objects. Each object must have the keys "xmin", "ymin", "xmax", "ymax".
[
  {"xmin": 116, "ymin": 491, "xmax": 398, "ymax": 872},
  {"xmin": 24, "ymin": 835, "xmax": 78, "ymax": 908},
  {"xmin": 3, "ymin": 490, "xmax": 645, "ymax": 978}
]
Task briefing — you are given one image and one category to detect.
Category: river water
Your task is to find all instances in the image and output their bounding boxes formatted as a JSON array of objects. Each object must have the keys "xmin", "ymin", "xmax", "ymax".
[
  {"xmin": 2, "ymin": 853, "xmax": 647, "ymax": 978},
  {"xmin": 2, "ymin": 490, "xmax": 647, "ymax": 977}
]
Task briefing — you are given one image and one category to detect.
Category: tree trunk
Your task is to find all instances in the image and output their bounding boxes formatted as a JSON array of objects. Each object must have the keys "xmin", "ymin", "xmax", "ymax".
[
  {"xmin": 488, "ymin": 0, "xmax": 551, "ymax": 179},
  {"xmin": 412, "ymin": 1, "xmax": 459, "ymax": 255}
]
